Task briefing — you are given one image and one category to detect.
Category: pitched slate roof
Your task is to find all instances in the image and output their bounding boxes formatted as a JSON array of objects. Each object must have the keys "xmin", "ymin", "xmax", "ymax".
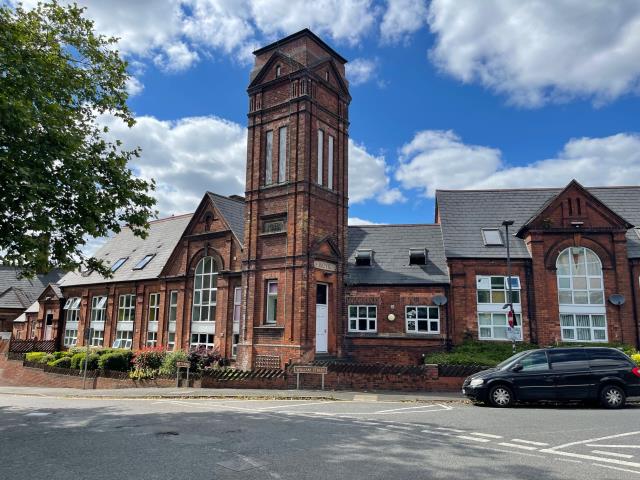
[
  {"xmin": 346, "ymin": 225, "xmax": 449, "ymax": 285},
  {"xmin": 207, "ymin": 192, "xmax": 245, "ymax": 244},
  {"xmin": 436, "ymin": 186, "xmax": 640, "ymax": 259},
  {"xmin": 0, "ymin": 267, "xmax": 64, "ymax": 310},
  {"xmin": 59, "ymin": 214, "xmax": 193, "ymax": 287}
]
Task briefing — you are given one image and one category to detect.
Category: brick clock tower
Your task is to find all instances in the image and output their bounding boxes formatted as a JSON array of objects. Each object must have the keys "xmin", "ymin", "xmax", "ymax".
[{"xmin": 237, "ymin": 30, "xmax": 350, "ymax": 370}]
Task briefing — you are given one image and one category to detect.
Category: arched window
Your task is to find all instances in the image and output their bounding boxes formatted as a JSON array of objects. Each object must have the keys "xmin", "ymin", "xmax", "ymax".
[
  {"xmin": 192, "ymin": 256, "xmax": 218, "ymax": 323},
  {"xmin": 275, "ymin": 64, "xmax": 281, "ymax": 77},
  {"xmin": 556, "ymin": 247, "xmax": 607, "ymax": 341}
]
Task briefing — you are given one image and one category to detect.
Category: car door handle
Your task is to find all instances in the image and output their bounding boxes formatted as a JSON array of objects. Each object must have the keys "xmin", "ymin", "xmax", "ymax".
[{"xmin": 544, "ymin": 376, "xmax": 554, "ymax": 382}]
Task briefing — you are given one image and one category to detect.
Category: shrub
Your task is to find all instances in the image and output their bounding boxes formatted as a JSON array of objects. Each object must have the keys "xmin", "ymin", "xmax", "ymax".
[
  {"xmin": 424, "ymin": 341, "xmax": 538, "ymax": 367},
  {"xmin": 632, "ymin": 353, "xmax": 640, "ymax": 366},
  {"xmin": 70, "ymin": 352, "xmax": 85, "ymax": 369},
  {"xmin": 129, "ymin": 368, "xmax": 157, "ymax": 380},
  {"xmin": 48, "ymin": 357, "xmax": 72, "ymax": 369},
  {"xmin": 25, "ymin": 352, "xmax": 48, "ymax": 363},
  {"xmin": 133, "ymin": 347, "xmax": 166, "ymax": 371},
  {"xmin": 99, "ymin": 350, "xmax": 133, "ymax": 372},
  {"xmin": 188, "ymin": 346, "xmax": 225, "ymax": 372},
  {"xmin": 79, "ymin": 353, "xmax": 100, "ymax": 370},
  {"xmin": 159, "ymin": 350, "xmax": 189, "ymax": 375}
]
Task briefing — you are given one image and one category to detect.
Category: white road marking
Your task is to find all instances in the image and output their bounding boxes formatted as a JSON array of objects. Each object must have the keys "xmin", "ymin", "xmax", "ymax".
[
  {"xmin": 511, "ymin": 439, "xmax": 549, "ymax": 446},
  {"xmin": 498, "ymin": 442, "xmax": 538, "ymax": 451},
  {"xmin": 470, "ymin": 432, "xmax": 502, "ymax": 439},
  {"xmin": 540, "ymin": 450, "xmax": 640, "ymax": 469},
  {"xmin": 457, "ymin": 435, "xmax": 491, "ymax": 443},
  {"xmin": 258, "ymin": 401, "xmax": 332, "ymax": 410},
  {"xmin": 591, "ymin": 450, "xmax": 634, "ymax": 459},
  {"xmin": 422, "ymin": 429, "xmax": 453, "ymax": 436},
  {"xmin": 375, "ymin": 404, "xmax": 449, "ymax": 414},
  {"xmin": 557, "ymin": 459, "xmax": 582, "ymax": 464},
  {"xmin": 587, "ymin": 444, "xmax": 640, "ymax": 449},
  {"xmin": 436, "ymin": 427, "xmax": 465, "ymax": 433},
  {"xmin": 25, "ymin": 412, "xmax": 51, "ymax": 417},
  {"xmin": 547, "ymin": 431, "xmax": 640, "ymax": 451},
  {"xmin": 386, "ymin": 425, "xmax": 414, "ymax": 431},
  {"xmin": 592, "ymin": 463, "xmax": 640, "ymax": 475}
]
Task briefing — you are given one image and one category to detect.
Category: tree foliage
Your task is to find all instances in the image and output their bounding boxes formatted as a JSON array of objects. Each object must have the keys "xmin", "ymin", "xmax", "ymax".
[{"xmin": 0, "ymin": 1, "xmax": 156, "ymax": 277}]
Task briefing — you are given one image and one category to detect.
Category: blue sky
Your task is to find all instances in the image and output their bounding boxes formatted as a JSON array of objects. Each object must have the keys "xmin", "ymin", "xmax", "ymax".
[{"xmin": 18, "ymin": 0, "xmax": 640, "ymax": 232}]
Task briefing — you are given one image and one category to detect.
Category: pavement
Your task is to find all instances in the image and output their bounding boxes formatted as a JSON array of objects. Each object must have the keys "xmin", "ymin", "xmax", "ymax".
[
  {"xmin": 1, "ymin": 389, "xmax": 640, "ymax": 479},
  {"xmin": 0, "ymin": 385, "xmax": 465, "ymax": 402}
]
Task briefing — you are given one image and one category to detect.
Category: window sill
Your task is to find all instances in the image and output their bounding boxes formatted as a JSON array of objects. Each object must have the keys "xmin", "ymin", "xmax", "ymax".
[
  {"xmin": 346, "ymin": 332, "xmax": 445, "ymax": 340},
  {"xmin": 255, "ymin": 324, "xmax": 284, "ymax": 330},
  {"xmin": 259, "ymin": 231, "xmax": 287, "ymax": 237}
]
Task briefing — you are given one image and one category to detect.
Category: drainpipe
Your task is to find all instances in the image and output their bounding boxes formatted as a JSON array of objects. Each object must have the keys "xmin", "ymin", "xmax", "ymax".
[{"xmin": 629, "ymin": 263, "xmax": 640, "ymax": 349}]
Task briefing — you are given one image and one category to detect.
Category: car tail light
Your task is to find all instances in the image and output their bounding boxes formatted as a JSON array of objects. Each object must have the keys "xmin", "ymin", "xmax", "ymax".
[{"xmin": 632, "ymin": 367, "xmax": 640, "ymax": 378}]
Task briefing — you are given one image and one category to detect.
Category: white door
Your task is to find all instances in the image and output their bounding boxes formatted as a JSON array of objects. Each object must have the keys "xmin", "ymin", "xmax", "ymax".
[
  {"xmin": 315, "ymin": 284, "xmax": 328, "ymax": 353},
  {"xmin": 44, "ymin": 312, "xmax": 53, "ymax": 340}
]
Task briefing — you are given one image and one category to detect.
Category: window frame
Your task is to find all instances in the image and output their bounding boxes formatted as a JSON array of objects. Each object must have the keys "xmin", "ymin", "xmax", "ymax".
[
  {"xmin": 89, "ymin": 328, "xmax": 104, "ymax": 347},
  {"xmin": 556, "ymin": 247, "xmax": 605, "ymax": 306},
  {"xmin": 355, "ymin": 249, "xmax": 372, "ymax": 267},
  {"xmin": 317, "ymin": 129, "xmax": 324, "ymax": 185},
  {"xmin": 191, "ymin": 256, "xmax": 218, "ymax": 323},
  {"xmin": 327, "ymin": 134, "xmax": 334, "ymax": 190},
  {"xmin": 265, "ymin": 130, "xmax": 274, "ymax": 185},
  {"xmin": 405, "ymin": 305, "xmax": 440, "ymax": 334},
  {"xmin": 112, "ymin": 330, "xmax": 133, "ymax": 349},
  {"xmin": 133, "ymin": 254, "xmax": 155, "ymax": 270},
  {"xmin": 190, "ymin": 333, "xmax": 215, "ymax": 349},
  {"xmin": 64, "ymin": 297, "xmax": 81, "ymax": 323},
  {"xmin": 118, "ymin": 294, "xmax": 136, "ymax": 322},
  {"xmin": 110, "ymin": 257, "xmax": 128, "ymax": 272},
  {"xmin": 560, "ymin": 313, "xmax": 608, "ymax": 342},
  {"xmin": 265, "ymin": 281, "xmax": 278, "ymax": 324},
  {"xmin": 168, "ymin": 290, "xmax": 178, "ymax": 323},
  {"xmin": 146, "ymin": 331, "xmax": 157, "ymax": 347},
  {"xmin": 478, "ymin": 312, "xmax": 523, "ymax": 341},
  {"xmin": 278, "ymin": 126, "xmax": 287, "ymax": 183},
  {"xmin": 90, "ymin": 296, "xmax": 107, "ymax": 323},
  {"xmin": 348, "ymin": 305, "xmax": 377, "ymax": 333},
  {"xmin": 63, "ymin": 328, "xmax": 78, "ymax": 347},
  {"xmin": 481, "ymin": 228, "xmax": 504, "ymax": 246},
  {"xmin": 148, "ymin": 292, "xmax": 160, "ymax": 323},
  {"xmin": 476, "ymin": 275, "xmax": 521, "ymax": 305}
]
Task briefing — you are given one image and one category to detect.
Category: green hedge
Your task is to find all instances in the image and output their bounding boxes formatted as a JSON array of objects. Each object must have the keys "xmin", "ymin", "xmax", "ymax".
[
  {"xmin": 25, "ymin": 352, "xmax": 48, "ymax": 363},
  {"xmin": 48, "ymin": 357, "xmax": 72, "ymax": 369},
  {"xmin": 98, "ymin": 350, "xmax": 133, "ymax": 372}
]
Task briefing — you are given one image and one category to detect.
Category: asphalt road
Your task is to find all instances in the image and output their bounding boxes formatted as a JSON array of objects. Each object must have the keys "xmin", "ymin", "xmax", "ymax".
[{"xmin": 1, "ymin": 394, "xmax": 639, "ymax": 479}]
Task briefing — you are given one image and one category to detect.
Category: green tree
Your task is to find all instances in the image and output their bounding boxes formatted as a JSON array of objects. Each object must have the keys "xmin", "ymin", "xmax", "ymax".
[{"xmin": 0, "ymin": 1, "xmax": 156, "ymax": 277}]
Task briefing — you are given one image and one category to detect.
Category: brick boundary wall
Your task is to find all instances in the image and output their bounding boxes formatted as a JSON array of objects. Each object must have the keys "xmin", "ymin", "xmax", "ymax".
[{"xmin": 1, "ymin": 355, "xmax": 467, "ymax": 392}]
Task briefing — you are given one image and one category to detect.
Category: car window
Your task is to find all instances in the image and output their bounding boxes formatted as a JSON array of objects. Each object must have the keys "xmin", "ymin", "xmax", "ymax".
[
  {"xmin": 548, "ymin": 349, "xmax": 588, "ymax": 371},
  {"xmin": 520, "ymin": 351, "xmax": 549, "ymax": 371},
  {"xmin": 497, "ymin": 351, "xmax": 529, "ymax": 370},
  {"xmin": 586, "ymin": 348, "xmax": 631, "ymax": 368}
]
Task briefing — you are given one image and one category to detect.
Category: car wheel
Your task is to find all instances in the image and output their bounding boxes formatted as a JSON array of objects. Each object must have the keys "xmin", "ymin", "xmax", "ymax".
[
  {"xmin": 488, "ymin": 384, "xmax": 514, "ymax": 408},
  {"xmin": 600, "ymin": 384, "xmax": 626, "ymax": 409}
]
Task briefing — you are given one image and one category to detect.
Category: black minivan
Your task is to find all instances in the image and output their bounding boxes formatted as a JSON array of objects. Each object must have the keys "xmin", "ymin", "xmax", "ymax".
[{"xmin": 463, "ymin": 347, "xmax": 640, "ymax": 408}]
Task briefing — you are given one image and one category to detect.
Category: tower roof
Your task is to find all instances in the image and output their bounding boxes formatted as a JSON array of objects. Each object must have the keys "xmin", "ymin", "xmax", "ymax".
[{"xmin": 252, "ymin": 28, "xmax": 348, "ymax": 64}]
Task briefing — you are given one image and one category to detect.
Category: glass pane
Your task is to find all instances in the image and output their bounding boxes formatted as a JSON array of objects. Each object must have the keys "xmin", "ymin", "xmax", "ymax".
[
  {"xmin": 509, "ymin": 291, "xmax": 520, "ymax": 304},
  {"xmin": 560, "ymin": 314, "xmax": 574, "ymax": 327},
  {"xmin": 479, "ymin": 327, "xmax": 492, "ymax": 338},
  {"xmin": 573, "ymin": 277, "xmax": 587, "ymax": 289},
  {"xmin": 589, "ymin": 291, "xmax": 604, "ymax": 304},
  {"xmin": 493, "ymin": 327, "xmax": 507, "ymax": 339},
  {"xmin": 591, "ymin": 315, "xmax": 606, "ymax": 328},
  {"xmin": 406, "ymin": 307, "xmax": 416, "ymax": 319},
  {"xmin": 558, "ymin": 291, "xmax": 573, "ymax": 304},
  {"xmin": 195, "ymin": 276, "xmax": 202, "ymax": 290},
  {"xmin": 429, "ymin": 321, "xmax": 439, "ymax": 332},
  {"xmin": 586, "ymin": 251, "xmax": 601, "ymax": 275},
  {"xmin": 407, "ymin": 320, "xmax": 416, "ymax": 331},
  {"xmin": 192, "ymin": 306, "xmax": 200, "ymax": 322},
  {"xmin": 194, "ymin": 291, "xmax": 201, "ymax": 306},
  {"xmin": 359, "ymin": 318, "xmax": 367, "ymax": 330},
  {"xmin": 493, "ymin": 314, "xmax": 507, "ymax": 325},
  {"xmin": 417, "ymin": 307, "xmax": 429, "ymax": 319},
  {"xmin": 368, "ymin": 319, "xmax": 376, "ymax": 330},
  {"xmin": 491, "ymin": 277, "xmax": 505, "ymax": 289},
  {"xmin": 349, "ymin": 306, "xmax": 357, "ymax": 318},
  {"xmin": 268, "ymin": 282, "xmax": 278, "ymax": 294},
  {"xmin": 478, "ymin": 313, "xmax": 491, "ymax": 326},
  {"xmin": 428, "ymin": 307, "xmax": 439, "ymax": 319},
  {"xmin": 477, "ymin": 290, "xmax": 490, "ymax": 303},
  {"xmin": 203, "ymin": 275, "xmax": 210, "ymax": 289},
  {"xmin": 573, "ymin": 291, "xmax": 589, "ymax": 304},
  {"xmin": 358, "ymin": 306, "xmax": 367, "ymax": 317},
  {"xmin": 477, "ymin": 277, "xmax": 491, "ymax": 289},
  {"xmin": 558, "ymin": 277, "xmax": 571, "ymax": 289},
  {"xmin": 593, "ymin": 329, "xmax": 606, "ymax": 340},
  {"xmin": 572, "ymin": 252, "xmax": 586, "ymax": 275},
  {"xmin": 211, "ymin": 274, "xmax": 218, "ymax": 288},
  {"xmin": 577, "ymin": 328, "xmax": 591, "ymax": 341},
  {"xmin": 491, "ymin": 290, "xmax": 506, "ymax": 304},
  {"xmin": 576, "ymin": 315, "xmax": 590, "ymax": 327},
  {"xmin": 417, "ymin": 320, "xmax": 428, "ymax": 332},
  {"xmin": 589, "ymin": 277, "xmax": 602, "ymax": 289},
  {"xmin": 350, "ymin": 319, "xmax": 356, "ymax": 330},
  {"xmin": 562, "ymin": 328, "xmax": 575, "ymax": 340},
  {"xmin": 368, "ymin": 306, "xmax": 376, "ymax": 318},
  {"xmin": 202, "ymin": 290, "xmax": 210, "ymax": 304},
  {"xmin": 556, "ymin": 251, "xmax": 570, "ymax": 275}
]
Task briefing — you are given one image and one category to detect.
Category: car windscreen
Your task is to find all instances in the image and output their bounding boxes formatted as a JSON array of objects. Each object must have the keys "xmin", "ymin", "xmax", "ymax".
[{"xmin": 497, "ymin": 351, "xmax": 529, "ymax": 370}]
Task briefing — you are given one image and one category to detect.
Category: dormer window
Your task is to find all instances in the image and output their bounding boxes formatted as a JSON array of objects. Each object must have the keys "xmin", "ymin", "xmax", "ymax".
[
  {"xmin": 481, "ymin": 228, "xmax": 503, "ymax": 246},
  {"xmin": 275, "ymin": 64, "xmax": 282, "ymax": 77},
  {"xmin": 355, "ymin": 249, "xmax": 372, "ymax": 266},
  {"xmin": 133, "ymin": 254, "xmax": 155, "ymax": 270},
  {"xmin": 110, "ymin": 257, "xmax": 127, "ymax": 272},
  {"xmin": 409, "ymin": 248, "xmax": 427, "ymax": 265}
]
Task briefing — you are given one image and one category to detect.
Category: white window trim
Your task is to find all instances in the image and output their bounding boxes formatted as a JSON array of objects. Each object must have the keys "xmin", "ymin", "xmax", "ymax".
[
  {"xmin": 560, "ymin": 313, "xmax": 608, "ymax": 342},
  {"xmin": 348, "ymin": 305, "xmax": 377, "ymax": 333},
  {"xmin": 556, "ymin": 247, "xmax": 605, "ymax": 307},
  {"xmin": 478, "ymin": 312, "xmax": 523, "ymax": 341},
  {"xmin": 405, "ymin": 305, "xmax": 440, "ymax": 334},
  {"xmin": 278, "ymin": 126, "xmax": 287, "ymax": 183},
  {"xmin": 63, "ymin": 329, "xmax": 78, "ymax": 347},
  {"xmin": 168, "ymin": 290, "xmax": 178, "ymax": 324},
  {"xmin": 327, "ymin": 135, "xmax": 334, "ymax": 190},
  {"xmin": 118, "ymin": 294, "xmax": 136, "ymax": 322},
  {"xmin": 481, "ymin": 228, "xmax": 504, "ymax": 246},
  {"xmin": 146, "ymin": 331, "xmax": 158, "ymax": 347},
  {"xmin": 266, "ymin": 281, "xmax": 278, "ymax": 324},
  {"xmin": 265, "ymin": 130, "xmax": 273, "ymax": 185},
  {"xmin": 190, "ymin": 332, "xmax": 215, "ymax": 349},
  {"xmin": 192, "ymin": 257, "xmax": 218, "ymax": 323},
  {"xmin": 317, "ymin": 129, "xmax": 324, "ymax": 185},
  {"xmin": 476, "ymin": 275, "xmax": 521, "ymax": 306},
  {"xmin": 148, "ymin": 292, "xmax": 160, "ymax": 323},
  {"xmin": 90, "ymin": 296, "xmax": 107, "ymax": 323}
]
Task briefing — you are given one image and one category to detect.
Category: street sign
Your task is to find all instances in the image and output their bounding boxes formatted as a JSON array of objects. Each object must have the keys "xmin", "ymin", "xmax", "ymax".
[
  {"xmin": 507, "ymin": 326, "xmax": 519, "ymax": 341},
  {"xmin": 292, "ymin": 365, "xmax": 328, "ymax": 375},
  {"xmin": 176, "ymin": 361, "xmax": 190, "ymax": 368}
]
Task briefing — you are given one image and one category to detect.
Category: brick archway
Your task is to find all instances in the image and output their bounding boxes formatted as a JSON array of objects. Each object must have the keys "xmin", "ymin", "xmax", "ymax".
[{"xmin": 544, "ymin": 237, "xmax": 613, "ymax": 271}]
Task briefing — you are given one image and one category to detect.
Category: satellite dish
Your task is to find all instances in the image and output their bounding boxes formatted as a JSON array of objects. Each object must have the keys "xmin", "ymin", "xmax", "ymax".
[
  {"xmin": 609, "ymin": 294, "xmax": 625, "ymax": 306},
  {"xmin": 433, "ymin": 295, "xmax": 448, "ymax": 306}
]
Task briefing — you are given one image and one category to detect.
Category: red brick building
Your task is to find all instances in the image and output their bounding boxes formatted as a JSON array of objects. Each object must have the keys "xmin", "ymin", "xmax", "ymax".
[{"xmin": 19, "ymin": 30, "xmax": 640, "ymax": 368}]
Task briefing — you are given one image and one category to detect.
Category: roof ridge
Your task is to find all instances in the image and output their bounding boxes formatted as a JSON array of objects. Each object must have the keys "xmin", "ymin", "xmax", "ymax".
[
  {"xmin": 148, "ymin": 213, "xmax": 193, "ymax": 224},
  {"xmin": 348, "ymin": 223, "xmax": 440, "ymax": 228},
  {"xmin": 437, "ymin": 185, "xmax": 640, "ymax": 194},
  {"xmin": 207, "ymin": 191, "xmax": 245, "ymax": 204}
]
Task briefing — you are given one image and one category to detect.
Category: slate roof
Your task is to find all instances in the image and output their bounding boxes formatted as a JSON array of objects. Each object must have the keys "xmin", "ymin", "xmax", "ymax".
[
  {"xmin": 436, "ymin": 186, "xmax": 640, "ymax": 259},
  {"xmin": 59, "ymin": 214, "xmax": 193, "ymax": 287},
  {"xmin": 207, "ymin": 192, "xmax": 245, "ymax": 244},
  {"xmin": 0, "ymin": 267, "xmax": 64, "ymax": 310},
  {"xmin": 346, "ymin": 225, "xmax": 449, "ymax": 285}
]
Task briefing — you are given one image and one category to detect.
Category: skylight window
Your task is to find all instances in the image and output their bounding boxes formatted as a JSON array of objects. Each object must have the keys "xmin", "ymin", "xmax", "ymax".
[
  {"xmin": 481, "ymin": 228, "xmax": 504, "ymax": 246},
  {"xmin": 355, "ymin": 249, "xmax": 372, "ymax": 266},
  {"xmin": 133, "ymin": 254, "xmax": 155, "ymax": 270},
  {"xmin": 110, "ymin": 257, "xmax": 127, "ymax": 272},
  {"xmin": 409, "ymin": 248, "xmax": 427, "ymax": 265}
]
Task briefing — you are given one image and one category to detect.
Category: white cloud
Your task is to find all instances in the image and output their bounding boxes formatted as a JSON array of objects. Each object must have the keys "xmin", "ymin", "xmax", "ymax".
[
  {"xmin": 427, "ymin": 0, "xmax": 640, "ymax": 106},
  {"xmin": 125, "ymin": 77, "xmax": 144, "ymax": 97},
  {"xmin": 153, "ymin": 42, "xmax": 200, "ymax": 72},
  {"xmin": 348, "ymin": 217, "xmax": 384, "ymax": 225},
  {"xmin": 99, "ymin": 114, "xmax": 248, "ymax": 216},
  {"xmin": 396, "ymin": 130, "xmax": 502, "ymax": 197},
  {"xmin": 346, "ymin": 58, "xmax": 379, "ymax": 86},
  {"xmin": 349, "ymin": 140, "xmax": 406, "ymax": 204},
  {"xmin": 380, "ymin": 0, "xmax": 428, "ymax": 43},
  {"xmin": 396, "ymin": 130, "xmax": 640, "ymax": 196}
]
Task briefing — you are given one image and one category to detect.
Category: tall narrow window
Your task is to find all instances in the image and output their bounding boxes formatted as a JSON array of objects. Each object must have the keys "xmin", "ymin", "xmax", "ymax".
[
  {"xmin": 168, "ymin": 291, "xmax": 178, "ymax": 323},
  {"xmin": 192, "ymin": 257, "xmax": 218, "ymax": 323},
  {"xmin": 266, "ymin": 281, "xmax": 278, "ymax": 324},
  {"xmin": 327, "ymin": 135, "xmax": 334, "ymax": 190},
  {"xmin": 317, "ymin": 129, "xmax": 324, "ymax": 185},
  {"xmin": 265, "ymin": 130, "xmax": 273, "ymax": 185},
  {"xmin": 278, "ymin": 126, "xmax": 287, "ymax": 183},
  {"xmin": 148, "ymin": 293, "xmax": 160, "ymax": 322},
  {"xmin": 232, "ymin": 287, "xmax": 242, "ymax": 358}
]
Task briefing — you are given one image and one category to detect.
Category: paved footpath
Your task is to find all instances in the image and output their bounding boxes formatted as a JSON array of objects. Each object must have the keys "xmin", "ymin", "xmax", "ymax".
[{"xmin": 0, "ymin": 385, "xmax": 464, "ymax": 402}]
